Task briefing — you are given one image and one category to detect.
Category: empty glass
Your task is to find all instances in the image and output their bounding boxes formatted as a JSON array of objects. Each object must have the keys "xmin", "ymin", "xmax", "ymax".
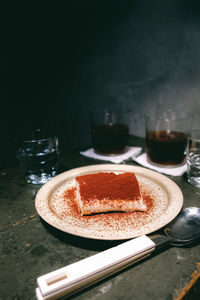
[{"xmin": 187, "ymin": 130, "xmax": 200, "ymax": 188}]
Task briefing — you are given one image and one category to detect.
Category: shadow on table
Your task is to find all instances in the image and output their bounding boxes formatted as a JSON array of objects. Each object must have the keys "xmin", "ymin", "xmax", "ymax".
[
  {"xmin": 41, "ymin": 218, "xmax": 124, "ymax": 251},
  {"xmin": 41, "ymin": 217, "xmax": 200, "ymax": 252}
]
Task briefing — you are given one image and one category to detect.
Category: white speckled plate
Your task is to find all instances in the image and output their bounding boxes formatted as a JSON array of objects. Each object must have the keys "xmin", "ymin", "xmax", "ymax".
[{"xmin": 35, "ymin": 164, "xmax": 183, "ymax": 240}]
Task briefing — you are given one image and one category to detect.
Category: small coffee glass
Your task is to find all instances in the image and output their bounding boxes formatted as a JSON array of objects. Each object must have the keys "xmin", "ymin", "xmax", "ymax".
[
  {"xmin": 16, "ymin": 129, "xmax": 60, "ymax": 184},
  {"xmin": 145, "ymin": 109, "xmax": 193, "ymax": 167},
  {"xmin": 186, "ymin": 130, "xmax": 200, "ymax": 188},
  {"xmin": 90, "ymin": 108, "xmax": 130, "ymax": 155}
]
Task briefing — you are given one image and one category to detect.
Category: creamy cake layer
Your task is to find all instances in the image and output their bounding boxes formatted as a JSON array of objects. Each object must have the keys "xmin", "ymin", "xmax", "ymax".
[{"xmin": 75, "ymin": 172, "xmax": 147, "ymax": 215}]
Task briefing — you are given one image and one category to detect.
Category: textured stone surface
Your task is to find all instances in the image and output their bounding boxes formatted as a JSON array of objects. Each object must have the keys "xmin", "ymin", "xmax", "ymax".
[{"xmin": 0, "ymin": 138, "xmax": 200, "ymax": 299}]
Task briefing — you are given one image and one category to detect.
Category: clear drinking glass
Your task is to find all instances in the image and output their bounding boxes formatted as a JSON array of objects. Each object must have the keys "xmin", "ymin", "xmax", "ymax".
[
  {"xmin": 16, "ymin": 129, "xmax": 60, "ymax": 184},
  {"xmin": 145, "ymin": 109, "xmax": 193, "ymax": 167},
  {"xmin": 187, "ymin": 130, "xmax": 200, "ymax": 188}
]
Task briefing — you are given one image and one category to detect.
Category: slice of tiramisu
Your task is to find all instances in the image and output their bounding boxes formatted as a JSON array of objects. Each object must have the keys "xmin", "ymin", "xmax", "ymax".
[{"xmin": 75, "ymin": 172, "xmax": 147, "ymax": 215}]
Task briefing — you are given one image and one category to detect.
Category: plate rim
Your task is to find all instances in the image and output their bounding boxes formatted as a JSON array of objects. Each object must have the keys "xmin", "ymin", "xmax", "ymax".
[{"xmin": 35, "ymin": 164, "xmax": 184, "ymax": 240}]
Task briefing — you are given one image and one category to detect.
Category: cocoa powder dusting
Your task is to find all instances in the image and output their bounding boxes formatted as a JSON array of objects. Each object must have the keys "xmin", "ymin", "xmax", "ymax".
[
  {"xmin": 59, "ymin": 187, "xmax": 155, "ymax": 230},
  {"xmin": 76, "ymin": 172, "xmax": 141, "ymax": 202},
  {"xmin": 63, "ymin": 187, "xmax": 79, "ymax": 216}
]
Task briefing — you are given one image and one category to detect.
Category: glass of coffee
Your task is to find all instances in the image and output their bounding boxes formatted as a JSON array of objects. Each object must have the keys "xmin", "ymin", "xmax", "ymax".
[
  {"xmin": 90, "ymin": 108, "xmax": 130, "ymax": 155},
  {"xmin": 145, "ymin": 109, "xmax": 193, "ymax": 167}
]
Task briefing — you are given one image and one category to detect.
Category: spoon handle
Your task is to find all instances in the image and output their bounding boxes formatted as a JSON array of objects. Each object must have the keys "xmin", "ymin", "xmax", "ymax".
[
  {"xmin": 151, "ymin": 234, "xmax": 170, "ymax": 249},
  {"xmin": 36, "ymin": 235, "xmax": 155, "ymax": 300}
]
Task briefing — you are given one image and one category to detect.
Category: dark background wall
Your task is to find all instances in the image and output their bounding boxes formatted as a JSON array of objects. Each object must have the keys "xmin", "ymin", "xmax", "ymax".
[{"xmin": 3, "ymin": 0, "xmax": 200, "ymax": 168}]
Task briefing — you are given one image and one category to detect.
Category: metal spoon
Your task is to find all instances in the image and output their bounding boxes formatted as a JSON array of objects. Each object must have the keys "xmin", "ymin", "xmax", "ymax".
[
  {"xmin": 152, "ymin": 206, "xmax": 200, "ymax": 247},
  {"xmin": 36, "ymin": 207, "xmax": 200, "ymax": 300}
]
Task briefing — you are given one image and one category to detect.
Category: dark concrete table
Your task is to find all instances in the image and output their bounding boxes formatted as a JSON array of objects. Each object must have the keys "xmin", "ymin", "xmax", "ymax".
[{"xmin": 1, "ymin": 137, "xmax": 200, "ymax": 300}]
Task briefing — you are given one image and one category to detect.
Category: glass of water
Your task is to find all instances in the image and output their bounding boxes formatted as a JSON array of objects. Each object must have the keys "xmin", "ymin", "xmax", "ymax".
[
  {"xmin": 186, "ymin": 130, "xmax": 200, "ymax": 188},
  {"xmin": 16, "ymin": 129, "xmax": 60, "ymax": 184}
]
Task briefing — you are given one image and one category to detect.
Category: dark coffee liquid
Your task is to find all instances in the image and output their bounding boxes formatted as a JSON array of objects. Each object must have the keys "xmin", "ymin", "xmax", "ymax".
[
  {"xmin": 146, "ymin": 131, "xmax": 187, "ymax": 166},
  {"xmin": 92, "ymin": 124, "xmax": 129, "ymax": 155}
]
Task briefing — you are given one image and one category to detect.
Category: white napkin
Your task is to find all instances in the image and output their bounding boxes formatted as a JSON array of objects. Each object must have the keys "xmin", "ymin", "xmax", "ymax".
[
  {"xmin": 80, "ymin": 146, "xmax": 142, "ymax": 164},
  {"xmin": 133, "ymin": 153, "xmax": 187, "ymax": 176}
]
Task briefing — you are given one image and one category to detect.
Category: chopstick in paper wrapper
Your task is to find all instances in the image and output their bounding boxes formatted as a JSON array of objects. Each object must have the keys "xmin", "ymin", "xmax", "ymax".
[{"xmin": 36, "ymin": 235, "xmax": 155, "ymax": 299}]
